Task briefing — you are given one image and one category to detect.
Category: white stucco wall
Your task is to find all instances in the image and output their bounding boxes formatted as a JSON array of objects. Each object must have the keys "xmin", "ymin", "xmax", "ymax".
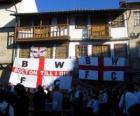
[
  {"xmin": 69, "ymin": 16, "xmax": 90, "ymax": 40},
  {"xmin": 0, "ymin": 0, "xmax": 38, "ymax": 28},
  {"xmin": 110, "ymin": 27, "xmax": 128, "ymax": 39},
  {"xmin": 69, "ymin": 16, "xmax": 128, "ymax": 40},
  {"xmin": 17, "ymin": 0, "xmax": 37, "ymax": 13},
  {"xmin": 0, "ymin": 4, "xmax": 16, "ymax": 27}
]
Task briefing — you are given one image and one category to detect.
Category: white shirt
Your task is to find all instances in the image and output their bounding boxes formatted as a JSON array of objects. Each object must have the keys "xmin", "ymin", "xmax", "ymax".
[{"xmin": 119, "ymin": 92, "xmax": 139, "ymax": 113}]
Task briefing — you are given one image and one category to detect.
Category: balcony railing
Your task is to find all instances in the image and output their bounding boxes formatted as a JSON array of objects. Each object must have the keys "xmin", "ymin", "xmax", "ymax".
[
  {"xmin": 15, "ymin": 24, "xmax": 110, "ymax": 42},
  {"xmin": 15, "ymin": 24, "xmax": 69, "ymax": 42}
]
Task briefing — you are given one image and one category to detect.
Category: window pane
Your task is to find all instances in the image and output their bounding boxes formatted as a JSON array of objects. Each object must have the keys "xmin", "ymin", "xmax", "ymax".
[
  {"xmin": 45, "ymin": 47, "xmax": 52, "ymax": 58},
  {"xmin": 92, "ymin": 46, "xmax": 102, "ymax": 56},
  {"xmin": 75, "ymin": 45, "xmax": 88, "ymax": 58},
  {"xmin": 55, "ymin": 45, "xmax": 68, "ymax": 58},
  {"xmin": 92, "ymin": 45, "xmax": 110, "ymax": 57},
  {"xmin": 134, "ymin": 11, "xmax": 140, "ymax": 26},
  {"xmin": 114, "ymin": 44, "xmax": 127, "ymax": 57},
  {"xmin": 19, "ymin": 48, "xmax": 30, "ymax": 58},
  {"xmin": 102, "ymin": 45, "xmax": 110, "ymax": 56}
]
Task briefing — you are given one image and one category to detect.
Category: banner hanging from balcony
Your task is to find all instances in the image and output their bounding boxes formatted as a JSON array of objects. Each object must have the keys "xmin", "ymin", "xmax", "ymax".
[
  {"xmin": 9, "ymin": 58, "xmax": 74, "ymax": 89},
  {"xmin": 79, "ymin": 57, "xmax": 128, "ymax": 81},
  {"xmin": 30, "ymin": 47, "xmax": 47, "ymax": 58}
]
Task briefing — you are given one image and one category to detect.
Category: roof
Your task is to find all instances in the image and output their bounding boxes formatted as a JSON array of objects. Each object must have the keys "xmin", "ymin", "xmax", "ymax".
[
  {"xmin": 13, "ymin": 8, "xmax": 126, "ymax": 16},
  {"xmin": 120, "ymin": 0, "xmax": 140, "ymax": 8}
]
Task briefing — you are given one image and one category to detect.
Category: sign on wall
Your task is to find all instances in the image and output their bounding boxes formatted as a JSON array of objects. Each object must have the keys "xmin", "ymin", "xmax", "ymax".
[
  {"xmin": 79, "ymin": 56, "xmax": 128, "ymax": 81},
  {"xmin": 9, "ymin": 58, "xmax": 74, "ymax": 89}
]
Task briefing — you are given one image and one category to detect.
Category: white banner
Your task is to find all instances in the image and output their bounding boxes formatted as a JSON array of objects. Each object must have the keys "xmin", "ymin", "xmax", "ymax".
[
  {"xmin": 9, "ymin": 58, "xmax": 74, "ymax": 89},
  {"xmin": 79, "ymin": 56, "xmax": 128, "ymax": 81}
]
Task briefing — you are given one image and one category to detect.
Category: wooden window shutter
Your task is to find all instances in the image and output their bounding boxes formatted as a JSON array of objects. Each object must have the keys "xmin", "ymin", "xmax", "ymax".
[
  {"xmin": 19, "ymin": 48, "xmax": 30, "ymax": 58},
  {"xmin": 55, "ymin": 45, "xmax": 68, "ymax": 59},
  {"xmin": 92, "ymin": 45, "xmax": 110, "ymax": 57},
  {"xmin": 45, "ymin": 47, "xmax": 52, "ymax": 58}
]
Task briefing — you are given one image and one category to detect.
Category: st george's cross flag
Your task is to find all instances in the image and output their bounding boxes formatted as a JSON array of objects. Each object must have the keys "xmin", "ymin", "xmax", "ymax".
[
  {"xmin": 9, "ymin": 58, "xmax": 74, "ymax": 89},
  {"xmin": 79, "ymin": 56, "xmax": 128, "ymax": 81}
]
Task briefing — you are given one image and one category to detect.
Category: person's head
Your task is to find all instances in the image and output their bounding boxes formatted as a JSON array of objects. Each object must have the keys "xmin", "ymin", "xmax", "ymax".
[
  {"xmin": 14, "ymin": 83, "xmax": 26, "ymax": 95},
  {"xmin": 37, "ymin": 85, "xmax": 44, "ymax": 92}
]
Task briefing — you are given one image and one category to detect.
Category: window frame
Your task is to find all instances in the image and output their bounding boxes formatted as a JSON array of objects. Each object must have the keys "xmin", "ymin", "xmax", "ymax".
[
  {"xmin": 114, "ymin": 43, "xmax": 127, "ymax": 57},
  {"xmin": 75, "ymin": 45, "xmax": 88, "ymax": 58},
  {"xmin": 92, "ymin": 45, "xmax": 110, "ymax": 57},
  {"xmin": 134, "ymin": 11, "xmax": 140, "ymax": 26},
  {"xmin": 55, "ymin": 45, "xmax": 68, "ymax": 59}
]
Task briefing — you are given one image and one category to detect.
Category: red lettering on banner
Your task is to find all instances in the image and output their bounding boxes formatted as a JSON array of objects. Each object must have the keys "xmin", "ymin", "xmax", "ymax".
[
  {"xmin": 12, "ymin": 67, "xmax": 37, "ymax": 75},
  {"xmin": 12, "ymin": 67, "xmax": 72, "ymax": 76}
]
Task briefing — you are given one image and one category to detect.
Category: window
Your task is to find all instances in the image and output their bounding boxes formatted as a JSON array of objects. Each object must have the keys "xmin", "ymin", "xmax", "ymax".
[
  {"xmin": 55, "ymin": 45, "xmax": 68, "ymax": 58},
  {"xmin": 75, "ymin": 45, "xmax": 88, "ymax": 58},
  {"xmin": 45, "ymin": 47, "xmax": 52, "ymax": 58},
  {"xmin": 114, "ymin": 44, "xmax": 127, "ymax": 57},
  {"xmin": 91, "ymin": 15, "xmax": 109, "ymax": 38},
  {"xmin": 92, "ymin": 45, "xmax": 110, "ymax": 57},
  {"xmin": 19, "ymin": 48, "xmax": 30, "ymax": 58},
  {"xmin": 134, "ymin": 11, "xmax": 140, "ymax": 26},
  {"xmin": 111, "ymin": 14, "xmax": 124, "ymax": 27},
  {"xmin": 75, "ymin": 16, "xmax": 88, "ymax": 29},
  {"xmin": 91, "ymin": 25, "xmax": 109, "ymax": 38}
]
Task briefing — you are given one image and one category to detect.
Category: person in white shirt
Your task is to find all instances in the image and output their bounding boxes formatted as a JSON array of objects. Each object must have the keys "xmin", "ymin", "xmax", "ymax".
[{"xmin": 119, "ymin": 84, "xmax": 139, "ymax": 114}]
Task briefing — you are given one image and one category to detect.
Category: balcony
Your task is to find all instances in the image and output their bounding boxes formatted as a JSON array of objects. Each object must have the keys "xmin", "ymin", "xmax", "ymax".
[{"xmin": 15, "ymin": 24, "xmax": 69, "ymax": 42}]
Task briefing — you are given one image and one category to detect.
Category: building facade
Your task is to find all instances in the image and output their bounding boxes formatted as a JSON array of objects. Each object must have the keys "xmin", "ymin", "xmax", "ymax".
[
  {"xmin": 0, "ymin": 0, "xmax": 37, "ymax": 84},
  {"xmin": 120, "ymin": 0, "xmax": 140, "ymax": 82},
  {"xmin": 1, "ymin": 0, "xmax": 140, "ymax": 85},
  {"xmin": 13, "ymin": 8, "xmax": 130, "ymax": 84}
]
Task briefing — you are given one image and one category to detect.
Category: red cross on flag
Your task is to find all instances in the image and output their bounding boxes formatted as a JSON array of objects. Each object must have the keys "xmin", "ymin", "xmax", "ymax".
[
  {"xmin": 9, "ymin": 58, "xmax": 74, "ymax": 89},
  {"xmin": 79, "ymin": 56, "xmax": 128, "ymax": 81}
]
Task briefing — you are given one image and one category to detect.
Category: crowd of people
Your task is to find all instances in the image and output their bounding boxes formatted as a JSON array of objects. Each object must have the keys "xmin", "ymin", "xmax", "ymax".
[{"xmin": 0, "ymin": 82, "xmax": 140, "ymax": 116}]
